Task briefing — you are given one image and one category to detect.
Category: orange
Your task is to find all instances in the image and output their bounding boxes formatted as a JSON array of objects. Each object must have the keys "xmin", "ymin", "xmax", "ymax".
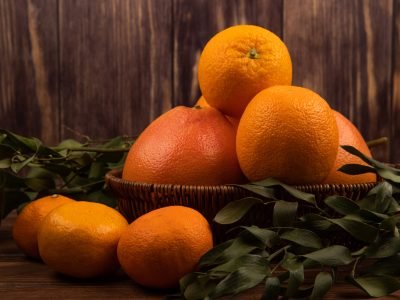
[
  {"xmin": 117, "ymin": 206, "xmax": 213, "ymax": 289},
  {"xmin": 323, "ymin": 111, "xmax": 377, "ymax": 184},
  {"xmin": 38, "ymin": 201, "xmax": 128, "ymax": 278},
  {"xmin": 236, "ymin": 85, "xmax": 339, "ymax": 184},
  {"xmin": 195, "ymin": 96, "xmax": 209, "ymax": 108},
  {"xmin": 122, "ymin": 105, "xmax": 244, "ymax": 185},
  {"xmin": 12, "ymin": 194, "xmax": 74, "ymax": 259},
  {"xmin": 198, "ymin": 25, "xmax": 292, "ymax": 117}
]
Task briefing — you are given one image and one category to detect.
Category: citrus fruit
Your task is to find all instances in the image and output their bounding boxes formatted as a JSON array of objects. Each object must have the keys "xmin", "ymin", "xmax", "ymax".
[
  {"xmin": 12, "ymin": 194, "xmax": 74, "ymax": 259},
  {"xmin": 323, "ymin": 110, "xmax": 377, "ymax": 184},
  {"xmin": 117, "ymin": 206, "xmax": 213, "ymax": 289},
  {"xmin": 195, "ymin": 96, "xmax": 209, "ymax": 108},
  {"xmin": 198, "ymin": 24, "xmax": 292, "ymax": 117},
  {"xmin": 38, "ymin": 201, "xmax": 128, "ymax": 278},
  {"xmin": 122, "ymin": 105, "xmax": 244, "ymax": 185},
  {"xmin": 236, "ymin": 85, "xmax": 339, "ymax": 184}
]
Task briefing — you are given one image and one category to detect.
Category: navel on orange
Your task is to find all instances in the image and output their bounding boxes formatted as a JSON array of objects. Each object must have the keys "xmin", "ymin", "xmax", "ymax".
[
  {"xmin": 198, "ymin": 25, "xmax": 292, "ymax": 117},
  {"xmin": 236, "ymin": 85, "xmax": 339, "ymax": 184},
  {"xmin": 323, "ymin": 110, "xmax": 377, "ymax": 184},
  {"xmin": 12, "ymin": 194, "xmax": 74, "ymax": 259},
  {"xmin": 117, "ymin": 206, "xmax": 213, "ymax": 289}
]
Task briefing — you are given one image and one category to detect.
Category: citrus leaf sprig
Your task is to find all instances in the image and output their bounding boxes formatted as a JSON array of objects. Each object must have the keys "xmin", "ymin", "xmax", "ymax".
[
  {"xmin": 181, "ymin": 145, "xmax": 400, "ymax": 299},
  {"xmin": 0, "ymin": 129, "xmax": 134, "ymax": 219}
]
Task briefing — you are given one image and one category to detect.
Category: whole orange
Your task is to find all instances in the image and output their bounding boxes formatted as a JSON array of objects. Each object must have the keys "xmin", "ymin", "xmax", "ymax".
[
  {"xmin": 12, "ymin": 194, "xmax": 74, "ymax": 259},
  {"xmin": 323, "ymin": 111, "xmax": 377, "ymax": 184},
  {"xmin": 198, "ymin": 25, "xmax": 292, "ymax": 117},
  {"xmin": 236, "ymin": 86, "xmax": 339, "ymax": 184},
  {"xmin": 38, "ymin": 201, "xmax": 128, "ymax": 278},
  {"xmin": 117, "ymin": 206, "xmax": 213, "ymax": 289},
  {"xmin": 122, "ymin": 106, "xmax": 244, "ymax": 185}
]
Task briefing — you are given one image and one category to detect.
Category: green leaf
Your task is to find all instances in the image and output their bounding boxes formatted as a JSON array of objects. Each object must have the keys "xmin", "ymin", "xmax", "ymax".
[
  {"xmin": 367, "ymin": 254, "xmax": 400, "ymax": 276},
  {"xmin": 377, "ymin": 168, "xmax": 400, "ymax": 185},
  {"xmin": 24, "ymin": 177, "xmax": 55, "ymax": 192},
  {"xmin": 282, "ymin": 256, "xmax": 304, "ymax": 297},
  {"xmin": 261, "ymin": 277, "xmax": 281, "ymax": 300},
  {"xmin": 210, "ymin": 264, "xmax": 268, "ymax": 298},
  {"xmin": 273, "ymin": 200, "xmax": 298, "ymax": 227},
  {"xmin": 341, "ymin": 145, "xmax": 385, "ymax": 168},
  {"xmin": 303, "ymin": 245, "xmax": 353, "ymax": 266},
  {"xmin": 210, "ymin": 254, "xmax": 269, "ymax": 277},
  {"xmin": 348, "ymin": 275, "xmax": 400, "ymax": 297},
  {"xmin": 214, "ymin": 197, "xmax": 263, "ymax": 225},
  {"xmin": 301, "ymin": 213, "xmax": 332, "ymax": 231},
  {"xmin": 88, "ymin": 161, "xmax": 106, "ymax": 179},
  {"xmin": 199, "ymin": 240, "xmax": 234, "ymax": 268},
  {"xmin": 252, "ymin": 178, "xmax": 316, "ymax": 205},
  {"xmin": 280, "ymin": 229, "xmax": 323, "ymax": 249},
  {"xmin": 1, "ymin": 129, "xmax": 41, "ymax": 152},
  {"xmin": 222, "ymin": 235, "xmax": 260, "ymax": 261},
  {"xmin": 338, "ymin": 164, "xmax": 376, "ymax": 175},
  {"xmin": 0, "ymin": 159, "xmax": 11, "ymax": 168},
  {"xmin": 380, "ymin": 215, "xmax": 400, "ymax": 234},
  {"xmin": 10, "ymin": 155, "xmax": 35, "ymax": 173},
  {"xmin": 310, "ymin": 272, "xmax": 333, "ymax": 300},
  {"xmin": 359, "ymin": 182, "xmax": 394, "ymax": 214},
  {"xmin": 324, "ymin": 195, "xmax": 359, "ymax": 215},
  {"xmin": 55, "ymin": 139, "xmax": 83, "ymax": 149},
  {"xmin": 234, "ymin": 184, "xmax": 276, "ymax": 199},
  {"xmin": 181, "ymin": 273, "xmax": 216, "ymax": 300},
  {"xmin": 329, "ymin": 218, "xmax": 378, "ymax": 243},
  {"xmin": 365, "ymin": 237, "xmax": 400, "ymax": 258},
  {"xmin": 240, "ymin": 226, "xmax": 278, "ymax": 248}
]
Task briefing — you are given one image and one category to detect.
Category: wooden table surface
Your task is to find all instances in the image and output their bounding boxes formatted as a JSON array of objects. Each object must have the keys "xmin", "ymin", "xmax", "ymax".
[{"xmin": 1, "ymin": 212, "xmax": 400, "ymax": 300}]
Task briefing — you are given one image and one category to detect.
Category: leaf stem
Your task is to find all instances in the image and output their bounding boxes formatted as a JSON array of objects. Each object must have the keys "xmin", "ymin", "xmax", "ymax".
[
  {"xmin": 351, "ymin": 257, "xmax": 361, "ymax": 278},
  {"xmin": 52, "ymin": 147, "xmax": 129, "ymax": 153},
  {"xmin": 366, "ymin": 137, "xmax": 388, "ymax": 148}
]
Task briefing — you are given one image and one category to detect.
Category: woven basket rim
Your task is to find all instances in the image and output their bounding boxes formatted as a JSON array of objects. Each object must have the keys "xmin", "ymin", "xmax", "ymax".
[{"xmin": 105, "ymin": 169, "xmax": 379, "ymax": 190}]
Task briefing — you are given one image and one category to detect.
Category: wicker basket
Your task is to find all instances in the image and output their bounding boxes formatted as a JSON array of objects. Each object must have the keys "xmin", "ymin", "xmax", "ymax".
[{"xmin": 105, "ymin": 169, "xmax": 380, "ymax": 243}]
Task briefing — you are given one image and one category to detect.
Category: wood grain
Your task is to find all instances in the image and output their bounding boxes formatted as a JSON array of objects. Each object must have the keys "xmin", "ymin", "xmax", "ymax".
[
  {"xmin": 0, "ymin": 0, "xmax": 59, "ymax": 145},
  {"xmin": 59, "ymin": 0, "xmax": 173, "ymax": 140},
  {"xmin": 173, "ymin": 0, "xmax": 283, "ymax": 106},
  {"xmin": 393, "ymin": 0, "xmax": 400, "ymax": 162},
  {"xmin": 2, "ymin": 213, "xmax": 400, "ymax": 299},
  {"xmin": 284, "ymin": 0, "xmax": 394, "ymax": 162}
]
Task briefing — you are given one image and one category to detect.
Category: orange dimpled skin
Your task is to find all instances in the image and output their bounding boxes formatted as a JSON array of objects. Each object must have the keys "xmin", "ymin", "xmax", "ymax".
[
  {"xmin": 198, "ymin": 25, "xmax": 292, "ymax": 117},
  {"xmin": 38, "ymin": 201, "xmax": 128, "ymax": 278},
  {"xmin": 236, "ymin": 85, "xmax": 339, "ymax": 185},
  {"xmin": 122, "ymin": 106, "xmax": 244, "ymax": 185},
  {"xmin": 117, "ymin": 206, "xmax": 213, "ymax": 289},
  {"xmin": 323, "ymin": 110, "xmax": 377, "ymax": 184},
  {"xmin": 12, "ymin": 194, "xmax": 74, "ymax": 259}
]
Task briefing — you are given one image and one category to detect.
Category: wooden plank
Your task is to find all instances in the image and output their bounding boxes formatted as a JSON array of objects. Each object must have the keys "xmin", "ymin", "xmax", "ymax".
[
  {"xmin": 173, "ymin": 0, "xmax": 283, "ymax": 106},
  {"xmin": 59, "ymin": 0, "xmax": 173, "ymax": 140},
  {"xmin": 2, "ymin": 212, "xmax": 400, "ymax": 299},
  {"xmin": 393, "ymin": 0, "xmax": 400, "ymax": 162},
  {"xmin": 0, "ymin": 0, "xmax": 59, "ymax": 144},
  {"xmin": 284, "ymin": 0, "xmax": 393, "ymax": 162}
]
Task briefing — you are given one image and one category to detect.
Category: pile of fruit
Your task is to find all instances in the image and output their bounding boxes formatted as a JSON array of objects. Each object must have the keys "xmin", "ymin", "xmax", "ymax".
[
  {"xmin": 122, "ymin": 24, "xmax": 375, "ymax": 186},
  {"xmin": 11, "ymin": 24, "xmax": 385, "ymax": 297}
]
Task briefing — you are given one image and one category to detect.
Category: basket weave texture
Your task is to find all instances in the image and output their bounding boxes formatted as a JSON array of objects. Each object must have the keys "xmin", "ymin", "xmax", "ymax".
[{"xmin": 105, "ymin": 169, "xmax": 380, "ymax": 243}]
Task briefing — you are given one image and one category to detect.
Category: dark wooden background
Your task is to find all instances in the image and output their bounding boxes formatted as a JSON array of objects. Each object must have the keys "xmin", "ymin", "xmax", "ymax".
[{"xmin": 0, "ymin": 0, "xmax": 399, "ymax": 162}]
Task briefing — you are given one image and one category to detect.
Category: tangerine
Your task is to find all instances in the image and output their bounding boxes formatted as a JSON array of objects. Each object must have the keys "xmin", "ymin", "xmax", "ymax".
[
  {"xmin": 117, "ymin": 206, "xmax": 213, "ymax": 289},
  {"xmin": 198, "ymin": 25, "xmax": 292, "ymax": 117}
]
